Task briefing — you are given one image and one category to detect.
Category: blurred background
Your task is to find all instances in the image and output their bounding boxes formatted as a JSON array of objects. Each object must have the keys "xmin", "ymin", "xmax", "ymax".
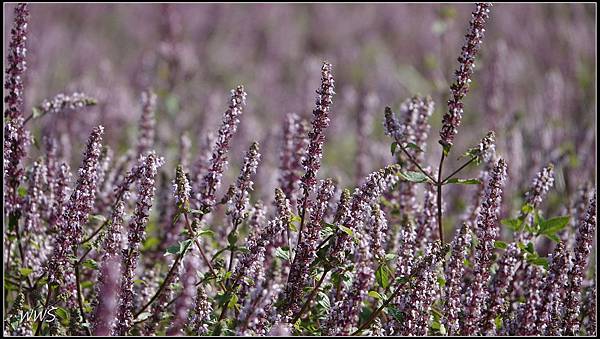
[{"xmin": 4, "ymin": 3, "xmax": 596, "ymax": 231}]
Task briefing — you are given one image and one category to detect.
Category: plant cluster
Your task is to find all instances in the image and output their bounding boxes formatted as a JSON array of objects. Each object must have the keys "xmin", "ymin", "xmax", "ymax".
[{"xmin": 3, "ymin": 3, "xmax": 596, "ymax": 337}]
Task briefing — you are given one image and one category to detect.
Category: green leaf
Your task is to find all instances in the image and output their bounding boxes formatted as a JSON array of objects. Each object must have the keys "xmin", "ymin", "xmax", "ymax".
[
  {"xmin": 189, "ymin": 209, "xmax": 205, "ymax": 217},
  {"xmin": 431, "ymin": 321, "xmax": 441, "ymax": 330},
  {"xmin": 198, "ymin": 229, "xmax": 216, "ymax": 238},
  {"xmin": 375, "ymin": 264, "xmax": 392, "ymax": 289},
  {"xmin": 133, "ymin": 279, "xmax": 147, "ymax": 286},
  {"xmin": 495, "ymin": 315, "xmax": 503, "ymax": 329},
  {"xmin": 405, "ymin": 142, "xmax": 424, "ymax": 153},
  {"xmin": 317, "ymin": 291, "xmax": 331, "ymax": 309},
  {"xmin": 384, "ymin": 253, "xmax": 397, "ymax": 262},
  {"xmin": 391, "ymin": 142, "xmax": 399, "ymax": 156},
  {"xmin": 142, "ymin": 237, "xmax": 161, "ymax": 251},
  {"xmin": 445, "ymin": 178, "xmax": 481, "ymax": 185},
  {"xmin": 17, "ymin": 186, "xmax": 27, "ymax": 198},
  {"xmin": 32, "ymin": 106, "xmax": 43, "ymax": 119},
  {"xmin": 526, "ymin": 256, "xmax": 549, "ymax": 269},
  {"xmin": 437, "ymin": 277, "xmax": 446, "ymax": 287},
  {"xmin": 19, "ymin": 267, "xmax": 33, "ymax": 277},
  {"xmin": 398, "ymin": 171, "xmax": 430, "ymax": 183},
  {"xmin": 135, "ymin": 312, "xmax": 152, "ymax": 322},
  {"xmin": 543, "ymin": 233, "xmax": 561, "ymax": 243},
  {"xmin": 36, "ymin": 277, "xmax": 49, "ymax": 286},
  {"xmin": 275, "ymin": 247, "xmax": 290, "ymax": 262},
  {"xmin": 227, "ymin": 231, "xmax": 238, "ymax": 246},
  {"xmin": 290, "ymin": 214, "xmax": 302, "ymax": 223},
  {"xmin": 368, "ymin": 291, "xmax": 383, "ymax": 300},
  {"xmin": 293, "ymin": 318, "xmax": 302, "ymax": 331},
  {"xmin": 521, "ymin": 203, "xmax": 535, "ymax": 215},
  {"xmin": 227, "ymin": 293, "xmax": 238, "ymax": 309},
  {"xmin": 89, "ymin": 214, "xmax": 106, "ymax": 223},
  {"xmin": 518, "ymin": 242, "xmax": 535, "ymax": 255},
  {"xmin": 538, "ymin": 216, "xmax": 570, "ymax": 235},
  {"xmin": 501, "ymin": 218, "xmax": 521, "ymax": 231},
  {"xmin": 54, "ymin": 307, "xmax": 69, "ymax": 322},
  {"xmin": 289, "ymin": 221, "xmax": 298, "ymax": 233},
  {"xmin": 387, "ymin": 306, "xmax": 404, "ymax": 322},
  {"xmin": 81, "ymin": 259, "xmax": 99, "ymax": 270},
  {"xmin": 164, "ymin": 239, "xmax": 192, "ymax": 256},
  {"xmin": 442, "ymin": 143, "xmax": 451, "ymax": 156},
  {"xmin": 494, "ymin": 241, "xmax": 508, "ymax": 250},
  {"xmin": 338, "ymin": 225, "xmax": 354, "ymax": 237}
]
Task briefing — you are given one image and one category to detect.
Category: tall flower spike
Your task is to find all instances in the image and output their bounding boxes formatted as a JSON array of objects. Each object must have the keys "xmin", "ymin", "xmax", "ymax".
[
  {"xmin": 114, "ymin": 152, "xmax": 163, "ymax": 335},
  {"xmin": 482, "ymin": 243, "xmax": 522, "ymax": 334},
  {"xmin": 4, "ymin": 3, "xmax": 29, "ymax": 121},
  {"xmin": 439, "ymin": 3, "xmax": 492, "ymax": 147},
  {"xmin": 325, "ymin": 233, "xmax": 374, "ymax": 335},
  {"xmin": 516, "ymin": 164, "xmax": 555, "ymax": 242},
  {"xmin": 398, "ymin": 242, "xmax": 444, "ymax": 336},
  {"xmin": 173, "ymin": 164, "xmax": 191, "ymax": 209},
  {"xmin": 515, "ymin": 265, "xmax": 544, "ymax": 335},
  {"xmin": 462, "ymin": 158, "xmax": 507, "ymax": 335},
  {"xmin": 22, "ymin": 159, "xmax": 48, "ymax": 233},
  {"xmin": 415, "ymin": 184, "xmax": 437, "ymax": 250},
  {"xmin": 167, "ymin": 254, "xmax": 199, "ymax": 336},
  {"xmin": 136, "ymin": 89, "xmax": 157, "ymax": 158},
  {"xmin": 525, "ymin": 163, "xmax": 555, "ymax": 208},
  {"xmin": 48, "ymin": 162, "xmax": 71, "ymax": 232},
  {"xmin": 563, "ymin": 193, "xmax": 596, "ymax": 335},
  {"xmin": 190, "ymin": 285, "xmax": 212, "ymax": 335},
  {"xmin": 327, "ymin": 165, "xmax": 400, "ymax": 266},
  {"xmin": 35, "ymin": 92, "xmax": 96, "ymax": 119},
  {"xmin": 285, "ymin": 178, "xmax": 335, "ymax": 316},
  {"xmin": 444, "ymin": 223, "xmax": 472, "ymax": 335},
  {"xmin": 278, "ymin": 113, "xmax": 309, "ymax": 208},
  {"xmin": 300, "ymin": 61, "xmax": 335, "ymax": 198},
  {"xmin": 3, "ymin": 3, "xmax": 31, "ymax": 214},
  {"xmin": 227, "ymin": 142, "xmax": 261, "ymax": 228},
  {"xmin": 537, "ymin": 241, "xmax": 569, "ymax": 335},
  {"xmin": 92, "ymin": 255, "xmax": 120, "ymax": 336},
  {"xmin": 93, "ymin": 199, "xmax": 125, "ymax": 319},
  {"xmin": 46, "ymin": 126, "xmax": 104, "ymax": 284},
  {"xmin": 581, "ymin": 284, "xmax": 596, "ymax": 336},
  {"xmin": 191, "ymin": 132, "xmax": 215, "ymax": 208},
  {"xmin": 198, "ymin": 85, "xmax": 247, "ymax": 211},
  {"xmin": 369, "ymin": 204, "xmax": 388, "ymax": 261}
]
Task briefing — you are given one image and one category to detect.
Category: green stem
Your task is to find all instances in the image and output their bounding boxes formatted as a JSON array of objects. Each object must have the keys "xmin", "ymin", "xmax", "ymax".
[
  {"xmin": 74, "ymin": 263, "xmax": 92, "ymax": 335},
  {"xmin": 442, "ymin": 156, "xmax": 477, "ymax": 184},
  {"xmin": 34, "ymin": 285, "xmax": 53, "ymax": 335},
  {"xmin": 291, "ymin": 268, "xmax": 330, "ymax": 325},
  {"xmin": 437, "ymin": 153, "xmax": 446, "ymax": 244},
  {"xmin": 397, "ymin": 142, "xmax": 437, "ymax": 183},
  {"xmin": 351, "ymin": 275, "xmax": 411, "ymax": 335},
  {"xmin": 80, "ymin": 219, "xmax": 109, "ymax": 245}
]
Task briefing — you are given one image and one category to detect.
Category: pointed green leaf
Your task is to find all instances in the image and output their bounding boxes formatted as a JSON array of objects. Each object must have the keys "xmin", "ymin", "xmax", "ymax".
[
  {"xmin": 81, "ymin": 259, "xmax": 99, "ymax": 270},
  {"xmin": 445, "ymin": 178, "xmax": 481, "ymax": 185},
  {"xmin": 368, "ymin": 291, "xmax": 383, "ymax": 300},
  {"xmin": 375, "ymin": 264, "xmax": 392, "ymax": 289},
  {"xmin": 275, "ymin": 247, "xmax": 290, "ymax": 262},
  {"xmin": 538, "ymin": 216, "xmax": 570, "ymax": 235},
  {"xmin": 405, "ymin": 142, "xmax": 424, "ymax": 153},
  {"xmin": 338, "ymin": 225, "xmax": 354, "ymax": 237},
  {"xmin": 399, "ymin": 171, "xmax": 430, "ymax": 183},
  {"xmin": 494, "ymin": 241, "xmax": 508, "ymax": 250},
  {"xmin": 391, "ymin": 142, "xmax": 399, "ymax": 156},
  {"xmin": 19, "ymin": 267, "xmax": 33, "ymax": 277}
]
